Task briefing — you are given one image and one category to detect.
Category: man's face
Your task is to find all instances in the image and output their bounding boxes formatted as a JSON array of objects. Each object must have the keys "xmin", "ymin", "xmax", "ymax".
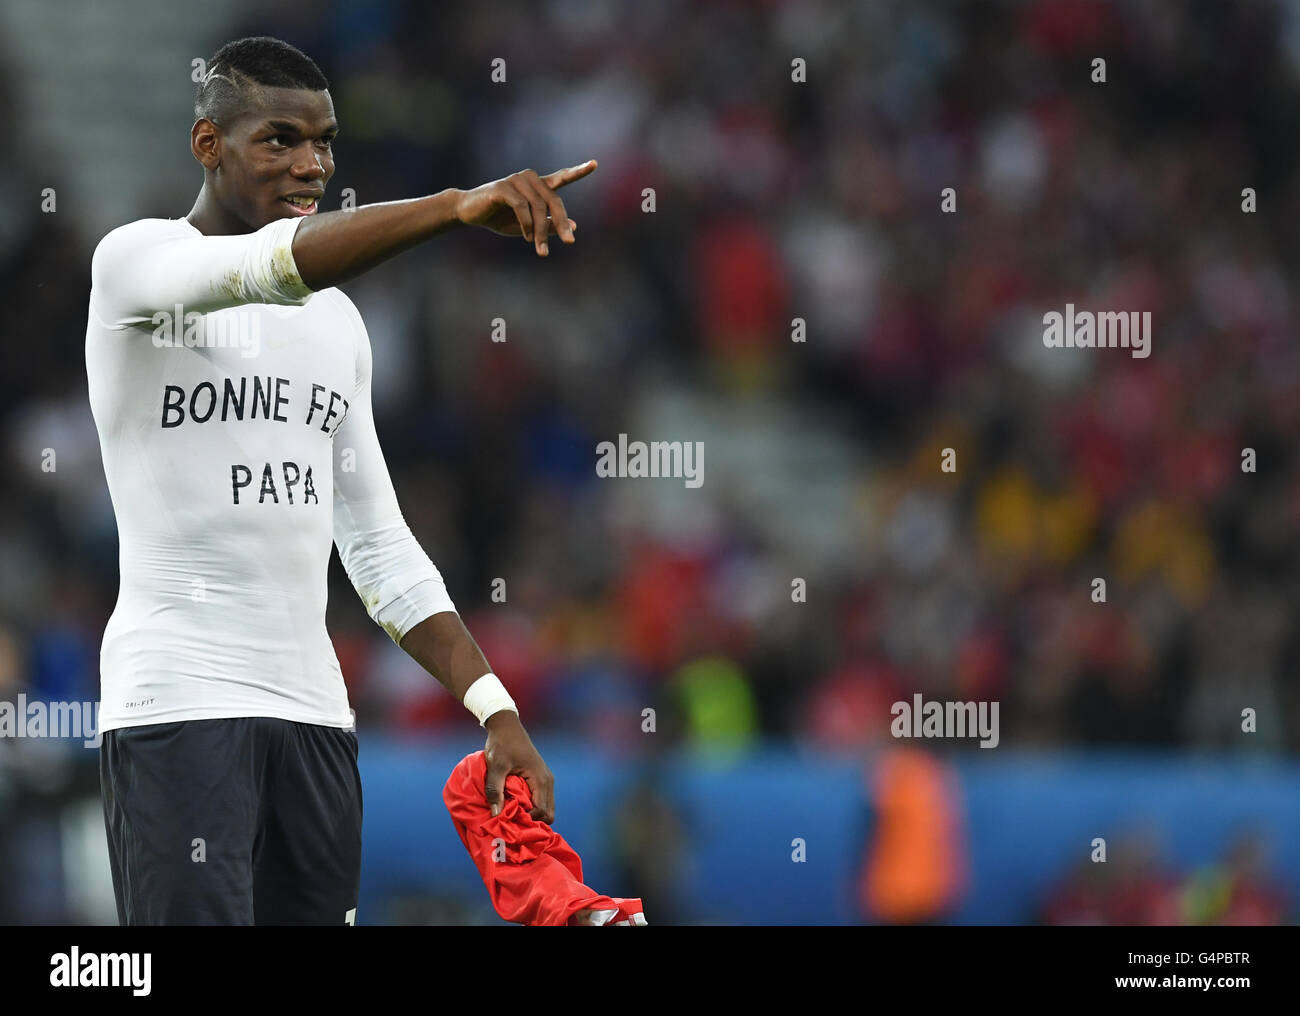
[{"xmin": 203, "ymin": 86, "xmax": 337, "ymax": 229}]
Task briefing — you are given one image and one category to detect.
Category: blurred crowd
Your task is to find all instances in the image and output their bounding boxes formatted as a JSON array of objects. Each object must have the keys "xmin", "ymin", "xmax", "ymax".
[
  {"xmin": 1, "ymin": 0, "xmax": 1299, "ymax": 921},
  {"xmin": 1040, "ymin": 830, "xmax": 1291, "ymax": 925}
]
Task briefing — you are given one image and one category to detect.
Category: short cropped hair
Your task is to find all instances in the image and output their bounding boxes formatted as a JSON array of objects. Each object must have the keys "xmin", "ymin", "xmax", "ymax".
[{"xmin": 195, "ymin": 36, "xmax": 329, "ymax": 126}]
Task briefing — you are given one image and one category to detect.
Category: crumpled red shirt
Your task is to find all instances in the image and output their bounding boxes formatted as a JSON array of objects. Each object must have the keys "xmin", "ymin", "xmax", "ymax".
[{"xmin": 442, "ymin": 750, "xmax": 647, "ymax": 926}]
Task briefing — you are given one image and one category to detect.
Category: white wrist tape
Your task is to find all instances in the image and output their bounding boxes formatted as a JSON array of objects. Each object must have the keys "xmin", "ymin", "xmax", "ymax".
[{"xmin": 463, "ymin": 673, "xmax": 518, "ymax": 727}]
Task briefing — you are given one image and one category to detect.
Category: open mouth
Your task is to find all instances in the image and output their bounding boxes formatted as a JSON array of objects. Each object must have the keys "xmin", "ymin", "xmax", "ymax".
[{"xmin": 281, "ymin": 195, "xmax": 320, "ymax": 215}]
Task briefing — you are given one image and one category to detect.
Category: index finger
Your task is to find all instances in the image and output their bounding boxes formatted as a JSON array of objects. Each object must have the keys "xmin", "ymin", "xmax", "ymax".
[{"xmin": 543, "ymin": 159, "xmax": 598, "ymax": 190}]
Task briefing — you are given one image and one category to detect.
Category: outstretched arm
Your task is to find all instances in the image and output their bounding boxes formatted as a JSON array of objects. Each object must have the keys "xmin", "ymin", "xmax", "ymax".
[
  {"xmin": 292, "ymin": 160, "xmax": 597, "ymax": 289},
  {"xmin": 88, "ymin": 161, "xmax": 596, "ymax": 328}
]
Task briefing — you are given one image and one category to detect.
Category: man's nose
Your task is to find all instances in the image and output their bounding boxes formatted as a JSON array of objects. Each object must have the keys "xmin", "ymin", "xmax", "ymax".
[{"xmin": 293, "ymin": 150, "xmax": 326, "ymax": 178}]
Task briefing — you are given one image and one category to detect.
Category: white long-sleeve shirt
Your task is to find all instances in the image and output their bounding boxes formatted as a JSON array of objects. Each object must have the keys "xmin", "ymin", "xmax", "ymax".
[{"xmin": 85, "ymin": 215, "xmax": 455, "ymax": 733}]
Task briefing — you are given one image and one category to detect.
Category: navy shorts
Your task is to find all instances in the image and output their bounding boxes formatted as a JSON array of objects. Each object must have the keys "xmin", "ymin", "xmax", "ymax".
[{"xmin": 99, "ymin": 716, "xmax": 362, "ymax": 926}]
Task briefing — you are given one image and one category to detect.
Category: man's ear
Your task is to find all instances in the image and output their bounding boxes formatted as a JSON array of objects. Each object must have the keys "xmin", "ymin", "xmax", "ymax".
[{"xmin": 191, "ymin": 118, "xmax": 221, "ymax": 171}]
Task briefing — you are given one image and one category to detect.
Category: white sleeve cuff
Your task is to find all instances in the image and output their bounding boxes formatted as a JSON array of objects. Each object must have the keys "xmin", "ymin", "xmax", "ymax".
[
  {"xmin": 242, "ymin": 216, "xmax": 314, "ymax": 305},
  {"xmin": 371, "ymin": 578, "xmax": 458, "ymax": 644}
]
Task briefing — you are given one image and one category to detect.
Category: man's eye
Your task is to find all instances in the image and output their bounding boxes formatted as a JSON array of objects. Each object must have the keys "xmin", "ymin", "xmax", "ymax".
[{"xmin": 268, "ymin": 134, "xmax": 292, "ymax": 147}]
